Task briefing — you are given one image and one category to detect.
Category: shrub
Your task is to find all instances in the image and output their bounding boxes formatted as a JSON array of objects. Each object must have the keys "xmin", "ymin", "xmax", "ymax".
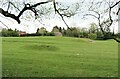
[
  {"xmin": 2, "ymin": 29, "xmax": 19, "ymax": 37},
  {"xmin": 79, "ymin": 32, "xmax": 88, "ymax": 38},
  {"xmin": 26, "ymin": 33, "xmax": 41, "ymax": 36},
  {"xmin": 88, "ymin": 33, "xmax": 97, "ymax": 40},
  {"xmin": 46, "ymin": 32, "xmax": 55, "ymax": 36},
  {"xmin": 96, "ymin": 31, "xmax": 103, "ymax": 40}
]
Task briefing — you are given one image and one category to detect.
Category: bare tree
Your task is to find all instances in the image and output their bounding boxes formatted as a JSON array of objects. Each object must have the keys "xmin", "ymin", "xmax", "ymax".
[
  {"xmin": 84, "ymin": 0, "xmax": 120, "ymax": 42},
  {"xmin": 0, "ymin": 0, "xmax": 79, "ymax": 29}
]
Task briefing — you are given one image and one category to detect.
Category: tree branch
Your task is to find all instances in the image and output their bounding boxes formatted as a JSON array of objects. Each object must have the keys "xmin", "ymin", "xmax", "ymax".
[
  {"xmin": 0, "ymin": 21, "xmax": 9, "ymax": 29},
  {"xmin": 0, "ymin": 0, "xmax": 72, "ymax": 29},
  {"xmin": 17, "ymin": 1, "xmax": 51, "ymax": 18},
  {"xmin": 113, "ymin": 38, "xmax": 120, "ymax": 43},
  {"xmin": 0, "ymin": 1, "xmax": 51, "ymax": 24},
  {"xmin": 84, "ymin": 14, "xmax": 98, "ymax": 19},
  {"xmin": 84, "ymin": 10, "xmax": 105, "ymax": 36},
  {"xmin": 117, "ymin": 8, "xmax": 120, "ymax": 15},
  {"xmin": 31, "ymin": 1, "xmax": 51, "ymax": 8},
  {"xmin": 7, "ymin": 2, "xmax": 10, "ymax": 11},
  {"xmin": 53, "ymin": 0, "xmax": 70, "ymax": 28},
  {"xmin": 9, "ymin": 2, "xmax": 20, "ymax": 11},
  {"xmin": 0, "ymin": 8, "xmax": 20, "ymax": 23},
  {"xmin": 110, "ymin": 1, "xmax": 120, "ymax": 8}
]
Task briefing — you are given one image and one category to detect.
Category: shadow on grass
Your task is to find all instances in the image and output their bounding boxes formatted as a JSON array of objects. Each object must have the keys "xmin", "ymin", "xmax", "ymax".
[{"xmin": 25, "ymin": 44, "xmax": 59, "ymax": 51}]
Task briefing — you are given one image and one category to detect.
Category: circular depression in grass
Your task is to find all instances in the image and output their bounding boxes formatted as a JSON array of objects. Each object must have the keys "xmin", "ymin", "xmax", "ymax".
[{"xmin": 26, "ymin": 44, "xmax": 59, "ymax": 51}]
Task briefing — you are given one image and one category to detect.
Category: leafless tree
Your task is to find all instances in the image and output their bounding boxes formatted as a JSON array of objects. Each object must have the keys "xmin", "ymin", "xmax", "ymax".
[
  {"xmin": 84, "ymin": 0, "xmax": 120, "ymax": 42},
  {"xmin": 0, "ymin": 0, "xmax": 79, "ymax": 29}
]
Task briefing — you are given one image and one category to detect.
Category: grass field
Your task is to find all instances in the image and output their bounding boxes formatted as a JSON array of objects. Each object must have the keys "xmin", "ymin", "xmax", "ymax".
[{"xmin": 2, "ymin": 36, "xmax": 118, "ymax": 77}]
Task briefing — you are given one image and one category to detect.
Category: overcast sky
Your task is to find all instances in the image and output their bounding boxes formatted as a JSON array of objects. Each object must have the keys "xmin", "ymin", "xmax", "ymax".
[{"xmin": 0, "ymin": 0, "xmax": 119, "ymax": 33}]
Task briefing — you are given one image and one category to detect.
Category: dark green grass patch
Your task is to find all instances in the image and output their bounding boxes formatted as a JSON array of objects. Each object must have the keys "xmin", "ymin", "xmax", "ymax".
[{"xmin": 25, "ymin": 44, "xmax": 59, "ymax": 51}]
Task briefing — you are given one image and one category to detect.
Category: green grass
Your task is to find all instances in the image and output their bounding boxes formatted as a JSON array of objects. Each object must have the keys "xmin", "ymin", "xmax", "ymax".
[{"xmin": 2, "ymin": 36, "xmax": 118, "ymax": 77}]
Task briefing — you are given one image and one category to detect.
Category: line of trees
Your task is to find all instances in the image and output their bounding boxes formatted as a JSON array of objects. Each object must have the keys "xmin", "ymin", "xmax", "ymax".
[
  {"xmin": 35, "ymin": 23, "xmax": 118, "ymax": 40},
  {"xmin": 1, "ymin": 23, "xmax": 119, "ymax": 40},
  {"xmin": 50, "ymin": 24, "xmax": 103, "ymax": 40},
  {"xmin": 1, "ymin": 27, "xmax": 55, "ymax": 37},
  {"xmin": 1, "ymin": 28, "xmax": 19, "ymax": 37},
  {"xmin": 36, "ymin": 27, "xmax": 55, "ymax": 36}
]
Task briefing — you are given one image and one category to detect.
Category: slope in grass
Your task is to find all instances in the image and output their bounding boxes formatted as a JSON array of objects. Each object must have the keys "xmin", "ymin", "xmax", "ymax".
[{"xmin": 2, "ymin": 36, "xmax": 118, "ymax": 77}]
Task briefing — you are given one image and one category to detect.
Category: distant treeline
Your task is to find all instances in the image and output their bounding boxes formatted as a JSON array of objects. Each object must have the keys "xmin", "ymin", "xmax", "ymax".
[
  {"xmin": 1, "ymin": 29, "xmax": 19, "ymax": 37},
  {"xmin": 1, "ymin": 28, "xmax": 55, "ymax": 37},
  {"xmin": 1, "ymin": 23, "xmax": 119, "ymax": 40}
]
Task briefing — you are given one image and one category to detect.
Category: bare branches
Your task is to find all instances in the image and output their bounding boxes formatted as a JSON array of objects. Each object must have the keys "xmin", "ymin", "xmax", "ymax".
[
  {"xmin": 110, "ymin": 1, "xmax": 120, "ymax": 9},
  {"xmin": 6, "ymin": 1, "xmax": 20, "ymax": 12},
  {"xmin": 0, "ymin": 0, "xmax": 51, "ymax": 24},
  {"xmin": 31, "ymin": 1, "xmax": 51, "ymax": 8},
  {"xmin": 0, "ymin": 0, "xmax": 73, "ymax": 29},
  {"xmin": 0, "ymin": 8, "xmax": 20, "ymax": 23},
  {"xmin": 116, "ymin": 8, "xmax": 120, "ymax": 15},
  {"xmin": 85, "ymin": 0, "xmax": 120, "ymax": 42},
  {"xmin": 0, "ymin": 0, "xmax": 81, "ymax": 29},
  {"xmin": 9, "ymin": 2, "xmax": 20, "ymax": 11},
  {"xmin": 113, "ymin": 38, "xmax": 120, "ymax": 42},
  {"xmin": 53, "ymin": 0, "xmax": 69, "ymax": 28},
  {"xmin": 84, "ymin": 10, "xmax": 100, "ymax": 19},
  {"xmin": 17, "ymin": 1, "xmax": 51, "ymax": 18},
  {"xmin": 84, "ymin": 9, "xmax": 105, "ymax": 35},
  {"xmin": 84, "ymin": 14, "xmax": 98, "ymax": 19},
  {"xmin": 7, "ymin": 2, "xmax": 10, "ymax": 11},
  {"xmin": 107, "ymin": 0, "xmax": 120, "ymax": 15},
  {"xmin": 0, "ymin": 21, "xmax": 9, "ymax": 29}
]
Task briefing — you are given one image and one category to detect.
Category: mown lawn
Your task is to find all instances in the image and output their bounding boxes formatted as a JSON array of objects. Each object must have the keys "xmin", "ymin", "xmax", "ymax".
[{"xmin": 2, "ymin": 36, "xmax": 118, "ymax": 77}]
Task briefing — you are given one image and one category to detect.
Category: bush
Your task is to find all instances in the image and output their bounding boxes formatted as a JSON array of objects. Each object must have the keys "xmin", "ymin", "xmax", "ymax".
[
  {"xmin": 96, "ymin": 32, "xmax": 103, "ymax": 40},
  {"xmin": 117, "ymin": 33, "xmax": 120, "ymax": 38},
  {"xmin": 46, "ymin": 32, "xmax": 55, "ymax": 36},
  {"xmin": 88, "ymin": 33, "xmax": 97, "ymax": 40},
  {"xmin": 2, "ymin": 29, "xmax": 19, "ymax": 37},
  {"xmin": 25, "ymin": 32, "xmax": 55, "ymax": 37},
  {"xmin": 9, "ymin": 31, "xmax": 19, "ymax": 37},
  {"xmin": 79, "ymin": 32, "xmax": 88, "ymax": 38},
  {"xmin": 115, "ymin": 33, "xmax": 120, "ymax": 38},
  {"xmin": 26, "ymin": 33, "xmax": 41, "ymax": 36}
]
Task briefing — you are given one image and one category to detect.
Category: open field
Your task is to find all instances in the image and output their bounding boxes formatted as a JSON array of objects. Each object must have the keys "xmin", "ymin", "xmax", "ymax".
[{"xmin": 2, "ymin": 36, "xmax": 118, "ymax": 77}]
